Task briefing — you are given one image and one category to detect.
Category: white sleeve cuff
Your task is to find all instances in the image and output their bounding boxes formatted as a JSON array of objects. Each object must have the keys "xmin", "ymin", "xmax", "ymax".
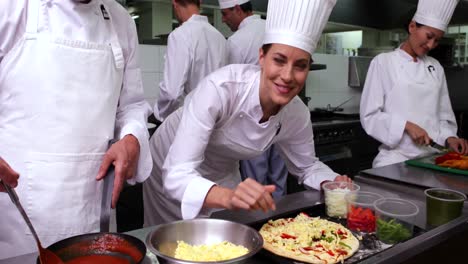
[
  {"xmin": 119, "ymin": 122, "xmax": 152, "ymax": 184},
  {"xmin": 181, "ymin": 177, "xmax": 216, "ymax": 220}
]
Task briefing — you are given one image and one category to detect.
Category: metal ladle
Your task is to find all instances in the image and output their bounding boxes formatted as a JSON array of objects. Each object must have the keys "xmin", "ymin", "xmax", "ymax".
[{"xmin": 1, "ymin": 181, "xmax": 64, "ymax": 264}]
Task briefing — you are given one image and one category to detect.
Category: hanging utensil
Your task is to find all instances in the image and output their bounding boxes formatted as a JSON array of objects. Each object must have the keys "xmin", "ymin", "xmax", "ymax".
[
  {"xmin": 100, "ymin": 165, "xmax": 114, "ymax": 232},
  {"xmin": 1, "ymin": 180, "xmax": 64, "ymax": 264}
]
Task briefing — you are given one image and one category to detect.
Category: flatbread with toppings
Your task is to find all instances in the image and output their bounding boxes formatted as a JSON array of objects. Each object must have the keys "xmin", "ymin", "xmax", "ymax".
[{"xmin": 259, "ymin": 212, "xmax": 359, "ymax": 264}]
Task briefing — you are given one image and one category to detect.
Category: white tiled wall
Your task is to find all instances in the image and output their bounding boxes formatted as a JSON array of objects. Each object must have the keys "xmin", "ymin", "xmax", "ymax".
[
  {"xmin": 137, "ymin": 45, "xmax": 361, "ymax": 114},
  {"xmin": 137, "ymin": 44, "xmax": 166, "ymax": 107},
  {"xmin": 306, "ymin": 53, "xmax": 361, "ymax": 113}
]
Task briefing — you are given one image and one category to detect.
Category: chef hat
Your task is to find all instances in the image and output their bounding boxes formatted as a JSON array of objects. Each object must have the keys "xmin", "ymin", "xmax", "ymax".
[
  {"xmin": 218, "ymin": 0, "xmax": 250, "ymax": 9},
  {"xmin": 413, "ymin": 0, "xmax": 459, "ymax": 32},
  {"xmin": 263, "ymin": 0, "xmax": 336, "ymax": 55}
]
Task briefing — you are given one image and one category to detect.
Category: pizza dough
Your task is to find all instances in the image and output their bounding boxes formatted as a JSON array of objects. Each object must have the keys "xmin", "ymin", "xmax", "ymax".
[{"xmin": 259, "ymin": 212, "xmax": 359, "ymax": 264}]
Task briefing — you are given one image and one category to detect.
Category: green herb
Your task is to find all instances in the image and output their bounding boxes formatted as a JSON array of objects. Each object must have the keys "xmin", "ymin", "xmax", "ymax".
[
  {"xmin": 323, "ymin": 236, "xmax": 334, "ymax": 243},
  {"xmin": 376, "ymin": 218, "xmax": 412, "ymax": 244},
  {"xmin": 339, "ymin": 241, "xmax": 352, "ymax": 249}
]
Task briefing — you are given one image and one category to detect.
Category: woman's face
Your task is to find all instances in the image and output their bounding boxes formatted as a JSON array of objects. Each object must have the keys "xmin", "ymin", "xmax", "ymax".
[
  {"xmin": 407, "ymin": 21, "xmax": 444, "ymax": 57},
  {"xmin": 259, "ymin": 44, "xmax": 310, "ymax": 111}
]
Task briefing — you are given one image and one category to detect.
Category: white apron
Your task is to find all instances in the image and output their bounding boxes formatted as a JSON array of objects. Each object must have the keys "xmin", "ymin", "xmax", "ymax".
[
  {"xmin": 144, "ymin": 78, "xmax": 282, "ymax": 225},
  {"xmin": 0, "ymin": 0, "xmax": 123, "ymax": 259},
  {"xmin": 373, "ymin": 55, "xmax": 440, "ymax": 168}
]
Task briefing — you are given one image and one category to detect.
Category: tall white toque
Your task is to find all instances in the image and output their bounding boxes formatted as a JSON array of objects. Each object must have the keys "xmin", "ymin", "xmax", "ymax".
[
  {"xmin": 218, "ymin": 0, "xmax": 250, "ymax": 9},
  {"xmin": 263, "ymin": 0, "xmax": 337, "ymax": 55},
  {"xmin": 413, "ymin": 0, "xmax": 459, "ymax": 32}
]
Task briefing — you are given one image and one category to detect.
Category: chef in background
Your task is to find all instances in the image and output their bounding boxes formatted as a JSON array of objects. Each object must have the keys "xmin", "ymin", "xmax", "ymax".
[
  {"xmin": 154, "ymin": 0, "xmax": 227, "ymax": 121},
  {"xmin": 143, "ymin": 0, "xmax": 351, "ymax": 226},
  {"xmin": 218, "ymin": 0, "xmax": 288, "ymax": 198},
  {"xmin": 360, "ymin": 0, "xmax": 468, "ymax": 168},
  {"xmin": 0, "ymin": 157, "xmax": 19, "ymax": 192},
  {"xmin": 0, "ymin": 0, "xmax": 152, "ymax": 259}
]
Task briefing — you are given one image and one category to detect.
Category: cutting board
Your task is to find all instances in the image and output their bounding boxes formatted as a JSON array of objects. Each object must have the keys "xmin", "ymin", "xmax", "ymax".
[{"xmin": 405, "ymin": 154, "xmax": 468, "ymax": 176}]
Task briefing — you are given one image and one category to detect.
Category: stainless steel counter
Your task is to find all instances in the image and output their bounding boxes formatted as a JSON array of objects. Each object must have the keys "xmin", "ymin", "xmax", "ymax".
[
  {"xmin": 361, "ymin": 162, "xmax": 468, "ymax": 195},
  {"xmin": 3, "ymin": 170, "xmax": 468, "ymax": 264}
]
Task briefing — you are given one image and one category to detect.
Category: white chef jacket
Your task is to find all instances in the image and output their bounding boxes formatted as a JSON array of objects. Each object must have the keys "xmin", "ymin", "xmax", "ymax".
[
  {"xmin": 360, "ymin": 48, "xmax": 457, "ymax": 167},
  {"xmin": 0, "ymin": 0, "xmax": 152, "ymax": 259},
  {"xmin": 226, "ymin": 14, "xmax": 265, "ymax": 65},
  {"xmin": 143, "ymin": 64, "xmax": 338, "ymax": 226},
  {"xmin": 0, "ymin": 0, "xmax": 152, "ymax": 183},
  {"xmin": 154, "ymin": 15, "xmax": 227, "ymax": 121}
]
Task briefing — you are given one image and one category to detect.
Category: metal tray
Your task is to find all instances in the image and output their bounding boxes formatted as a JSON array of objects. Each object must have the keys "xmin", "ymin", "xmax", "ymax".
[
  {"xmin": 405, "ymin": 154, "xmax": 468, "ymax": 176},
  {"xmin": 248, "ymin": 203, "xmax": 425, "ymax": 264}
]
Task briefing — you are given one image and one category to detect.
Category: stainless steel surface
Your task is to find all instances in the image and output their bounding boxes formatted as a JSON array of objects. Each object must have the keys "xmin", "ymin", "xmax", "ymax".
[
  {"xmin": 5, "ymin": 170, "xmax": 468, "ymax": 264},
  {"xmin": 146, "ymin": 219, "xmax": 263, "ymax": 264},
  {"xmin": 100, "ymin": 166, "xmax": 114, "ymax": 232},
  {"xmin": 360, "ymin": 162, "xmax": 468, "ymax": 195},
  {"xmin": 348, "ymin": 56, "xmax": 372, "ymax": 88}
]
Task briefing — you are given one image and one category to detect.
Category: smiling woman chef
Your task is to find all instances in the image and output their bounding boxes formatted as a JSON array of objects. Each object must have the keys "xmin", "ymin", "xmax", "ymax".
[
  {"xmin": 360, "ymin": 0, "xmax": 468, "ymax": 168},
  {"xmin": 0, "ymin": 0, "xmax": 152, "ymax": 259},
  {"xmin": 143, "ymin": 0, "xmax": 352, "ymax": 226}
]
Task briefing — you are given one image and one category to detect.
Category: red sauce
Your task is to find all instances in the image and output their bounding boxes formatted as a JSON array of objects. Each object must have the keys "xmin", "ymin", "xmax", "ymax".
[
  {"xmin": 65, "ymin": 255, "xmax": 130, "ymax": 264},
  {"xmin": 56, "ymin": 234, "xmax": 143, "ymax": 263}
]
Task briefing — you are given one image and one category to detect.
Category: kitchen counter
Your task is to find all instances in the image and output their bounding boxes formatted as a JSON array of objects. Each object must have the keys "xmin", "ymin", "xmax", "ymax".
[
  {"xmin": 361, "ymin": 161, "xmax": 468, "ymax": 195},
  {"xmin": 3, "ymin": 169, "xmax": 468, "ymax": 264}
]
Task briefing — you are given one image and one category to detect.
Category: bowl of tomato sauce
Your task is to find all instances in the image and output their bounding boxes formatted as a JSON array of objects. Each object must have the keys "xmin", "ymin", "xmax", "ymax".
[{"xmin": 36, "ymin": 232, "xmax": 146, "ymax": 264}]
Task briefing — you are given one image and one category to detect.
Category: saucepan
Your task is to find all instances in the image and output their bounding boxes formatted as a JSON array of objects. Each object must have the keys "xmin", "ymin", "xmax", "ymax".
[{"xmin": 36, "ymin": 232, "xmax": 146, "ymax": 264}]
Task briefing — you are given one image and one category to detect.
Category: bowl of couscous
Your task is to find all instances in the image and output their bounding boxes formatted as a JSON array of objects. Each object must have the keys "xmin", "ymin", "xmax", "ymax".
[{"xmin": 146, "ymin": 219, "xmax": 263, "ymax": 264}]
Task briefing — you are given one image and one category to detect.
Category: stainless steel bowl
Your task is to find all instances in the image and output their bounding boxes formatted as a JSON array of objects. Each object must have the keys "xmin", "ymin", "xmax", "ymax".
[{"xmin": 146, "ymin": 218, "xmax": 263, "ymax": 264}]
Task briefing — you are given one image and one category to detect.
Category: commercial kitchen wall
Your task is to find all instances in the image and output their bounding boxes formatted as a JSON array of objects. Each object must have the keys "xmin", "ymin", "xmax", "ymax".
[{"xmin": 138, "ymin": 44, "xmax": 361, "ymax": 113}]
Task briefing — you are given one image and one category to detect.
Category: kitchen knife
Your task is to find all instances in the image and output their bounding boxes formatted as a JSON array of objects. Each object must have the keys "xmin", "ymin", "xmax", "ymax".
[{"xmin": 429, "ymin": 140, "xmax": 450, "ymax": 152}]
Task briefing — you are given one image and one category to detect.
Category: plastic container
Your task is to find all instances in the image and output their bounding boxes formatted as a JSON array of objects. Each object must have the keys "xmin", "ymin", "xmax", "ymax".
[
  {"xmin": 374, "ymin": 198, "xmax": 419, "ymax": 244},
  {"xmin": 323, "ymin": 182, "xmax": 360, "ymax": 218},
  {"xmin": 346, "ymin": 191, "xmax": 383, "ymax": 233},
  {"xmin": 425, "ymin": 188, "xmax": 466, "ymax": 227}
]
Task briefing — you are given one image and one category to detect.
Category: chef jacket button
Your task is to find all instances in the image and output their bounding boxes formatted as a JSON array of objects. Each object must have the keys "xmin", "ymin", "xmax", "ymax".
[{"xmin": 239, "ymin": 114, "xmax": 244, "ymax": 118}]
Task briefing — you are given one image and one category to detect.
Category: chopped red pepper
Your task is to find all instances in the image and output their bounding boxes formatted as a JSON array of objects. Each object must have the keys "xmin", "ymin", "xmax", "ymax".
[
  {"xmin": 326, "ymin": 249, "xmax": 335, "ymax": 256},
  {"xmin": 280, "ymin": 233, "xmax": 297, "ymax": 239},
  {"xmin": 336, "ymin": 249, "xmax": 348, "ymax": 255},
  {"xmin": 347, "ymin": 205, "xmax": 376, "ymax": 232},
  {"xmin": 435, "ymin": 152, "xmax": 462, "ymax": 164}
]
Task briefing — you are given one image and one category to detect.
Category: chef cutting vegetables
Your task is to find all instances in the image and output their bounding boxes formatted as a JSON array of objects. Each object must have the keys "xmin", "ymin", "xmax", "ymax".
[
  {"xmin": 0, "ymin": 0, "xmax": 152, "ymax": 259},
  {"xmin": 360, "ymin": 0, "xmax": 468, "ymax": 168},
  {"xmin": 143, "ymin": 0, "xmax": 352, "ymax": 227}
]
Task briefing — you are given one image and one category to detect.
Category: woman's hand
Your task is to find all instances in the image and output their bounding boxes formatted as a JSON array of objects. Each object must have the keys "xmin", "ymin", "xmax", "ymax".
[
  {"xmin": 206, "ymin": 179, "xmax": 276, "ymax": 213},
  {"xmin": 229, "ymin": 178, "xmax": 276, "ymax": 212},
  {"xmin": 0, "ymin": 157, "xmax": 19, "ymax": 192},
  {"xmin": 446, "ymin": 137, "xmax": 468, "ymax": 155},
  {"xmin": 405, "ymin": 121, "xmax": 431, "ymax": 145},
  {"xmin": 333, "ymin": 175, "xmax": 352, "ymax": 183}
]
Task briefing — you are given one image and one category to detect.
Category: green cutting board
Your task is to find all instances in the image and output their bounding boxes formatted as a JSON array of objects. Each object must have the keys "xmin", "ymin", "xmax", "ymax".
[{"xmin": 405, "ymin": 154, "xmax": 468, "ymax": 176}]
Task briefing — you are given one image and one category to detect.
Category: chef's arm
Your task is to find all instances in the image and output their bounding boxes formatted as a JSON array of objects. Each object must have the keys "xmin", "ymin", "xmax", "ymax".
[
  {"xmin": 204, "ymin": 180, "xmax": 276, "ymax": 212},
  {"xmin": 161, "ymin": 79, "xmax": 223, "ymax": 219},
  {"xmin": 0, "ymin": 1, "xmax": 26, "ymax": 64},
  {"xmin": 0, "ymin": 157, "xmax": 19, "ymax": 192},
  {"xmin": 154, "ymin": 32, "xmax": 191, "ymax": 121},
  {"xmin": 360, "ymin": 58, "xmax": 406, "ymax": 148},
  {"xmin": 113, "ymin": 16, "xmax": 152, "ymax": 185}
]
